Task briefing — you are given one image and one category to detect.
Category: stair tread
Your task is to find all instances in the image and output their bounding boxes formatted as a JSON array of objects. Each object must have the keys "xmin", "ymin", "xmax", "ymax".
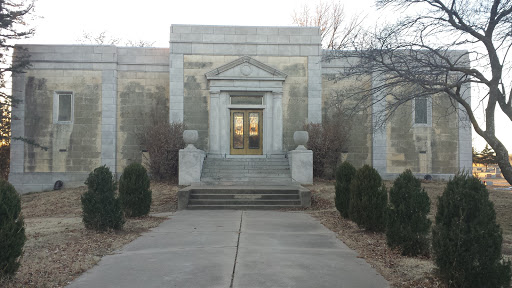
[
  {"xmin": 201, "ymin": 157, "xmax": 292, "ymax": 185},
  {"xmin": 187, "ymin": 205, "xmax": 303, "ymax": 210}
]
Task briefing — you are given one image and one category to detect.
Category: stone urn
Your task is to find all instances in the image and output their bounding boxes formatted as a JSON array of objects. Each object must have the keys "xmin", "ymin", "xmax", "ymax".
[
  {"xmin": 293, "ymin": 131, "xmax": 309, "ymax": 150},
  {"xmin": 183, "ymin": 130, "xmax": 198, "ymax": 149}
]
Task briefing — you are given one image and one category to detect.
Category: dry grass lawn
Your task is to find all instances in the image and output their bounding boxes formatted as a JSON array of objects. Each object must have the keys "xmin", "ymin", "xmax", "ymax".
[
  {"xmin": 304, "ymin": 179, "xmax": 512, "ymax": 288},
  {"xmin": 1, "ymin": 178, "xmax": 511, "ymax": 287},
  {"xmin": 0, "ymin": 182, "xmax": 179, "ymax": 288}
]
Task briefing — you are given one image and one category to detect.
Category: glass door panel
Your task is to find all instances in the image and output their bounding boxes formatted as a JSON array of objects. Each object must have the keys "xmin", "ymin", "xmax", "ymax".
[
  {"xmin": 233, "ymin": 112, "xmax": 244, "ymax": 149},
  {"xmin": 248, "ymin": 112, "xmax": 260, "ymax": 149},
  {"xmin": 230, "ymin": 110, "xmax": 263, "ymax": 155}
]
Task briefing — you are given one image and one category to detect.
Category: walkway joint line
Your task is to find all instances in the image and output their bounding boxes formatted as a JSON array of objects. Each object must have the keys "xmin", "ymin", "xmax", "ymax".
[{"xmin": 229, "ymin": 211, "xmax": 243, "ymax": 288}]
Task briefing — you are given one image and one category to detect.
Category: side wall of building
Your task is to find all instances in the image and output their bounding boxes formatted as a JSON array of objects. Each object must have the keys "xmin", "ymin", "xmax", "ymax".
[
  {"xmin": 9, "ymin": 45, "xmax": 169, "ymax": 193},
  {"xmin": 320, "ymin": 53, "xmax": 471, "ymax": 179},
  {"xmin": 322, "ymin": 57, "xmax": 373, "ymax": 168}
]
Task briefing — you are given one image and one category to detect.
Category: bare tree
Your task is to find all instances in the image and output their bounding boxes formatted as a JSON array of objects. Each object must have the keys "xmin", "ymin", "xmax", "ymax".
[
  {"xmin": 77, "ymin": 31, "xmax": 155, "ymax": 47},
  {"xmin": 292, "ymin": 0, "xmax": 365, "ymax": 49},
  {"xmin": 77, "ymin": 31, "xmax": 121, "ymax": 45},
  {"xmin": 328, "ymin": 0, "xmax": 512, "ymax": 185}
]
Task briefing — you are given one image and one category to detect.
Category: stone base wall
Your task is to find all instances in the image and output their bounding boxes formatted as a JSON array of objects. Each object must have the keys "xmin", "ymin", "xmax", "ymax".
[{"xmin": 9, "ymin": 172, "xmax": 90, "ymax": 193}]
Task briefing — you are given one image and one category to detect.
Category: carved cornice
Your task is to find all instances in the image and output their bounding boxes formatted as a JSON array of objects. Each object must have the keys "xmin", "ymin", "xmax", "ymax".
[{"xmin": 205, "ymin": 56, "xmax": 287, "ymax": 81}]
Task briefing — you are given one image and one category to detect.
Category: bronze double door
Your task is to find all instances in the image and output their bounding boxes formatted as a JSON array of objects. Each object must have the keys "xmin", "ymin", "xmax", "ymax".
[{"xmin": 230, "ymin": 109, "xmax": 263, "ymax": 155}]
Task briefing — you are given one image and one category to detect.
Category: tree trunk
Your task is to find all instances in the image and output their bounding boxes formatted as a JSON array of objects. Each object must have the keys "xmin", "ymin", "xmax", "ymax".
[
  {"xmin": 495, "ymin": 148, "xmax": 512, "ymax": 186},
  {"xmin": 481, "ymin": 134, "xmax": 512, "ymax": 185}
]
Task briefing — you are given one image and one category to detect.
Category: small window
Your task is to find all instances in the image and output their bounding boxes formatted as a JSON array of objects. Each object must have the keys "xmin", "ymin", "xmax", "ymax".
[
  {"xmin": 414, "ymin": 97, "xmax": 428, "ymax": 124},
  {"xmin": 230, "ymin": 96, "xmax": 263, "ymax": 105},
  {"xmin": 54, "ymin": 92, "xmax": 73, "ymax": 123}
]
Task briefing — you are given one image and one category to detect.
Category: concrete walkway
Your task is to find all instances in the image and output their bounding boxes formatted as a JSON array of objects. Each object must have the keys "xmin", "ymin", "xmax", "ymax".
[{"xmin": 67, "ymin": 211, "xmax": 388, "ymax": 288}]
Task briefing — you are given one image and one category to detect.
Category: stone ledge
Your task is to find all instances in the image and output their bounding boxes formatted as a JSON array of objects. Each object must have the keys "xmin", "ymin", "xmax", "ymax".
[{"xmin": 8, "ymin": 172, "xmax": 91, "ymax": 194}]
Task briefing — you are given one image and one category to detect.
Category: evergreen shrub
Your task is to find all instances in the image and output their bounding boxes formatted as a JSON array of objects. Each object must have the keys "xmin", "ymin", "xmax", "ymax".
[
  {"xmin": 0, "ymin": 179, "xmax": 25, "ymax": 278},
  {"xmin": 81, "ymin": 165, "xmax": 124, "ymax": 231},
  {"xmin": 386, "ymin": 169, "xmax": 431, "ymax": 256},
  {"xmin": 119, "ymin": 162, "xmax": 152, "ymax": 217},
  {"xmin": 349, "ymin": 165, "xmax": 387, "ymax": 231},
  {"xmin": 335, "ymin": 161, "xmax": 356, "ymax": 218},
  {"xmin": 432, "ymin": 173, "xmax": 511, "ymax": 288}
]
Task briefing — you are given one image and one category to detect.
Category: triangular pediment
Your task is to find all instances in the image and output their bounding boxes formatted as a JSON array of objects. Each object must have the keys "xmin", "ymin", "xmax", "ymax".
[{"xmin": 205, "ymin": 56, "xmax": 287, "ymax": 81}]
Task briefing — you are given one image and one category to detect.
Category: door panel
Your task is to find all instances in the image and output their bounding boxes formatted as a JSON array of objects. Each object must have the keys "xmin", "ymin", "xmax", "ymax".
[
  {"xmin": 230, "ymin": 110, "xmax": 263, "ymax": 155},
  {"xmin": 232, "ymin": 112, "xmax": 244, "ymax": 149}
]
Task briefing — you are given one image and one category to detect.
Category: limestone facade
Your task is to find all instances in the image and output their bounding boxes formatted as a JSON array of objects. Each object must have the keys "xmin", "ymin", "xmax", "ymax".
[{"xmin": 9, "ymin": 24, "xmax": 471, "ymax": 193}]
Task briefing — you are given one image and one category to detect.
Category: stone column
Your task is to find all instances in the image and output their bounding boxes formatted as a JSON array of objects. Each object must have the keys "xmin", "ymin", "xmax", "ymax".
[
  {"xmin": 101, "ymin": 69, "xmax": 117, "ymax": 173},
  {"xmin": 169, "ymin": 53, "xmax": 184, "ymax": 123},
  {"xmin": 289, "ymin": 131, "xmax": 313, "ymax": 184},
  {"xmin": 371, "ymin": 72, "xmax": 387, "ymax": 175},
  {"xmin": 272, "ymin": 91, "xmax": 283, "ymax": 153},
  {"xmin": 219, "ymin": 92, "xmax": 230, "ymax": 156},
  {"xmin": 308, "ymin": 56, "xmax": 322, "ymax": 124},
  {"xmin": 263, "ymin": 92, "xmax": 273, "ymax": 155},
  {"xmin": 458, "ymin": 81, "xmax": 472, "ymax": 171},
  {"xmin": 179, "ymin": 130, "xmax": 205, "ymax": 185},
  {"xmin": 9, "ymin": 72, "xmax": 25, "ymax": 176},
  {"xmin": 208, "ymin": 90, "xmax": 221, "ymax": 154}
]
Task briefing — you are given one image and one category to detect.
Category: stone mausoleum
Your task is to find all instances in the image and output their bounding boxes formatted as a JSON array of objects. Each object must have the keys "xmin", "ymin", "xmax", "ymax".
[{"xmin": 9, "ymin": 24, "xmax": 472, "ymax": 193}]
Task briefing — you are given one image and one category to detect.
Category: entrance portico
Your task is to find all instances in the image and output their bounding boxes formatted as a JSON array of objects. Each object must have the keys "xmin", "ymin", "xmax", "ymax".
[{"xmin": 205, "ymin": 56, "xmax": 286, "ymax": 157}]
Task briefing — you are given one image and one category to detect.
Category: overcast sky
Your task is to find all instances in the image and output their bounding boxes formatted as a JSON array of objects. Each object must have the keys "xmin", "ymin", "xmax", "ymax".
[
  {"xmin": 18, "ymin": 0, "xmax": 511, "ymax": 153},
  {"xmin": 25, "ymin": 0, "xmax": 377, "ymax": 46}
]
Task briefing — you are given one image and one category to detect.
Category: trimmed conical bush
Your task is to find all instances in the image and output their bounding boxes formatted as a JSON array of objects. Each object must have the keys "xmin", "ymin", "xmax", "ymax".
[
  {"xmin": 335, "ymin": 161, "xmax": 356, "ymax": 218},
  {"xmin": 349, "ymin": 165, "xmax": 387, "ymax": 232},
  {"xmin": 432, "ymin": 173, "xmax": 511, "ymax": 287},
  {"xmin": 119, "ymin": 162, "xmax": 152, "ymax": 217},
  {"xmin": 386, "ymin": 169, "xmax": 431, "ymax": 256},
  {"xmin": 0, "ymin": 179, "xmax": 25, "ymax": 278},
  {"xmin": 81, "ymin": 165, "xmax": 124, "ymax": 231}
]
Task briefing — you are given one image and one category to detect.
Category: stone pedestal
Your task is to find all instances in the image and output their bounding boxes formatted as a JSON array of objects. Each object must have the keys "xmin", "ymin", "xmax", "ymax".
[
  {"xmin": 178, "ymin": 148, "xmax": 205, "ymax": 185},
  {"xmin": 289, "ymin": 131, "xmax": 313, "ymax": 184},
  {"xmin": 179, "ymin": 130, "xmax": 205, "ymax": 185},
  {"xmin": 289, "ymin": 149, "xmax": 313, "ymax": 184}
]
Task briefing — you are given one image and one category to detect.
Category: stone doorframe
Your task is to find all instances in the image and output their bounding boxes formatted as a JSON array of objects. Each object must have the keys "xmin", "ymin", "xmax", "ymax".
[{"xmin": 205, "ymin": 56, "xmax": 287, "ymax": 157}]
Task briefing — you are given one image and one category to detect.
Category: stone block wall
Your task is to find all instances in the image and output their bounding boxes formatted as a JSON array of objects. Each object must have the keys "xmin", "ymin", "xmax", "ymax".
[
  {"xmin": 116, "ymin": 47, "xmax": 169, "ymax": 172},
  {"xmin": 23, "ymin": 70, "xmax": 102, "ymax": 173},
  {"xmin": 9, "ymin": 45, "xmax": 169, "ymax": 193},
  {"xmin": 171, "ymin": 24, "xmax": 322, "ymax": 151},
  {"xmin": 182, "ymin": 55, "xmax": 309, "ymax": 151},
  {"xmin": 385, "ymin": 94, "xmax": 458, "ymax": 174},
  {"xmin": 8, "ymin": 25, "xmax": 471, "ymax": 192},
  {"xmin": 320, "ymin": 51, "xmax": 470, "ymax": 179},
  {"xmin": 321, "ymin": 56, "xmax": 373, "ymax": 169}
]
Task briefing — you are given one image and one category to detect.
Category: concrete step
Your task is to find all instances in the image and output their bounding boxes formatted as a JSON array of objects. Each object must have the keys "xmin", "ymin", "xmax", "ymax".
[
  {"xmin": 202, "ymin": 165, "xmax": 291, "ymax": 170},
  {"xmin": 202, "ymin": 168, "xmax": 290, "ymax": 172},
  {"xmin": 199, "ymin": 180, "xmax": 294, "ymax": 186},
  {"xmin": 178, "ymin": 184, "xmax": 310, "ymax": 210},
  {"xmin": 205, "ymin": 157, "xmax": 287, "ymax": 161},
  {"xmin": 189, "ymin": 199, "xmax": 302, "ymax": 206},
  {"xmin": 200, "ymin": 157, "xmax": 292, "ymax": 185},
  {"xmin": 202, "ymin": 166, "xmax": 290, "ymax": 170},
  {"xmin": 204, "ymin": 159, "xmax": 289, "ymax": 163},
  {"xmin": 200, "ymin": 177, "xmax": 292, "ymax": 183},
  {"xmin": 187, "ymin": 204, "xmax": 303, "ymax": 210},
  {"xmin": 190, "ymin": 188, "xmax": 299, "ymax": 194},
  {"xmin": 190, "ymin": 194, "xmax": 299, "ymax": 200},
  {"xmin": 201, "ymin": 172, "xmax": 291, "ymax": 178},
  {"xmin": 203, "ymin": 161, "xmax": 289, "ymax": 165}
]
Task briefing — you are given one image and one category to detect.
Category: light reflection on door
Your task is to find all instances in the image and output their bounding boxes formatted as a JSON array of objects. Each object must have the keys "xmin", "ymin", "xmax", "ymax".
[{"xmin": 230, "ymin": 110, "xmax": 262, "ymax": 155}]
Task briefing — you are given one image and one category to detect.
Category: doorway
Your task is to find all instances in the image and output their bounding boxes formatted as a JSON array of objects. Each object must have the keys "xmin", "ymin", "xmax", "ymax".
[{"xmin": 230, "ymin": 109, "xmax": 263, "ymax": 155}]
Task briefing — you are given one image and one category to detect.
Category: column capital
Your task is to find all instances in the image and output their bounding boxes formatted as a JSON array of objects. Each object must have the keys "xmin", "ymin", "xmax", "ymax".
[{"xmin": 272, "ymin": 91, "xmax": 283, "ymax": 99}]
